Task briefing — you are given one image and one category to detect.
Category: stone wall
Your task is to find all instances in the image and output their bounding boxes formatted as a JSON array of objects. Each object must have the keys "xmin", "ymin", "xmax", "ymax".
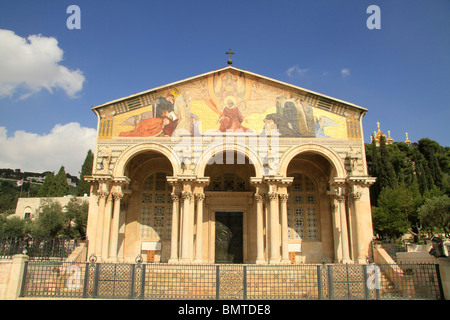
[
  {"xmin": 0, "ymin": 255, "xmax": 28, "ymax": 300},
  {"xmin": 12, "ymin": 196, "xmax": 90, "ymax": 220},
  {"xmin": 0, "ymin": 260, "xmax": 12, "ymax": 298}
]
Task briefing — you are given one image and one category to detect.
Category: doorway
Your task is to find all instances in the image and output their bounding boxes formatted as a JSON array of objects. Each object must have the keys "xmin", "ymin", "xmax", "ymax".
[{"xmin": 215, "ymin": 212, "xmax": 243, "ymax": 263}]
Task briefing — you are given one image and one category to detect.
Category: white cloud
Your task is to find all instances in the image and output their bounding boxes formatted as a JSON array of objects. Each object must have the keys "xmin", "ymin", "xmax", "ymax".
[
  {"xmin": 341, "ymin": 68, "xmax": 351, "ymax": 78},
  {"xmin": 0, "ymin": 123, "xmax": 96, "ymax": 176},
  {"xmin": 0, "ymin": 29, "xmax": 85, "ymax": 99},
  {"xmin": 286, "ymin": 65, "xmax": 309, "ymax": 78}
]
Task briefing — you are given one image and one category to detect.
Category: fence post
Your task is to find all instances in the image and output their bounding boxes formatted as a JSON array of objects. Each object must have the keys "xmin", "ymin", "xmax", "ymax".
[
  {"xmin": 243, "ymin": 266, "xmax": 247, "ymax": 300},
  {"xmin": 216, "ymin": 266, "xmax": 220, "ymax": 300},
  {"xmin": 129, "ymin": 264, "xmax": 136, "ymax": 299},
  {"xmin": 327, "ymin": 265, "xmax": 333, "ymax": 300},
  {"xmin": 317, "ymin": 265, "xmax": 322, "ymax": 300},
  {"xmin": 140, "ymin": 264, "xmax": 146, "ymax": 299},
  {"xmin": 92, "ymin": 263, "xmax": 99, "ymax": 298},
  {"xmin": 19, "ymin": 261, "xmax": 28, "ymax": 297},
  {"xmin": 82, "ymin": 262, "xmax": 90, "ymax": 298},
  {"xmin": 363, "ymin": 265, "xmax": 369, "ymax": 300},
  {"xmin": 5, "ymin": 254, "xmax": 29, "ymax": 300}
]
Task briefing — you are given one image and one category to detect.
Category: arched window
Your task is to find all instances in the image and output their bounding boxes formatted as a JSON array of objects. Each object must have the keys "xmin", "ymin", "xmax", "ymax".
[
  {"xmin": 140, "ymin": 172, "xmax": 172, "ymax": 240},
  {"xmin": 287, "ymin": 173, "xmax": 320, "ymax": 241}
]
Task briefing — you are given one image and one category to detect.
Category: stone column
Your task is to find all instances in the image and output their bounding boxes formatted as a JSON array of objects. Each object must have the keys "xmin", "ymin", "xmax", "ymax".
[
  {"xmin": 254, "ymin": 194, "xmax": 265, "ymax": 264},
  {"xmin": 95, "ymin": 189, "xmax": 109, "ymax": 258},
  {"xmin": 110, "ymin": 191, "xmax": 123, "ymax": 261},
  {"xmin": 338, "ymin": 194, "xmax": 352, "ymax": 263},
  {"xmin": 268, "ymin": 192, "xmax": 280, "ymax": 264},
  {"xmin": 102, "ymin": 194, "xmax": 114, "ymax": 260},
  {"xmin": 349, "ymin": 191, "xmax": 366, "ymax": 263},
  {"xmin": 279, "ymin": 193, "xmax": 290, "ymax": 264},
  {"xmin": 180, "ymin": 191, "xmax": 192, "ymax": 263},
  {"xmin": 328, "ymin": 193, "xmax": 342, "ymax": 263},
  {"xmin": 194, "ymin": 193, "xmax": 205, "ymax": 263},
  {"xmin": 169, "ymin": 193, "xmax": 180, "ymax": 264}
]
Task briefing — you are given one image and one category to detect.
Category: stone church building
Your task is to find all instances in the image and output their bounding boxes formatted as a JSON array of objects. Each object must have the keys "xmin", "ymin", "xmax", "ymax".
[{"xmin": 85, "ymin": 65, "xmax": 376, "ymax": 265}]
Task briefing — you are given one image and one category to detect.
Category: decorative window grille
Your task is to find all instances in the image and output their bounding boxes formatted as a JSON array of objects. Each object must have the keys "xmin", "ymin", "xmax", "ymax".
[
  {"xmin": 287, "ymin": 173, "xmax": 320, "ymax": 241},
  {"xmin": 140, "ymin": 172, "xmax": 172, "ymax": 240},
  {"xmin": 209, "ymin": 172, "xmax": 248, "ymax": 191}
]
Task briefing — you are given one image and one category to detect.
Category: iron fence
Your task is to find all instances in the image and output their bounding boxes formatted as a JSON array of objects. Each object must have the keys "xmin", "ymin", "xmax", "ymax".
[
  {"xmin": 0, "ymin": 237, "xmax": 80, "ymax": 260},
  {"xmin": 20, "ymin": 261, "xmax": 444, "ymax": 300}
]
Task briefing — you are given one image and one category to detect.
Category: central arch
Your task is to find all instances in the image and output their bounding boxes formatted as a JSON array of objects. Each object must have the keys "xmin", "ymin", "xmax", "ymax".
[
  {"xmin": 195, "ymin": 143, "xmax": 263, "ymax": 178},
  {"xmin": 200, "ymin": 148, "xmax": 258, "ymax": 264}
]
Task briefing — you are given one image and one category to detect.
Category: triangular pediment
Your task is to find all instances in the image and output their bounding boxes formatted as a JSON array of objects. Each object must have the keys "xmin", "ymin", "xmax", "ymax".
[{"xmin": 93, "ymin": 66, "xmax": 365, "ymax": 140}]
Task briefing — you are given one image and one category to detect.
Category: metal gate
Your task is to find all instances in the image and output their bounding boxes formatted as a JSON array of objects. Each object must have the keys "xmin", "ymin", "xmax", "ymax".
[{"xmin": 20, "ymin": 261, "xmax": 445, "ymax": 300}]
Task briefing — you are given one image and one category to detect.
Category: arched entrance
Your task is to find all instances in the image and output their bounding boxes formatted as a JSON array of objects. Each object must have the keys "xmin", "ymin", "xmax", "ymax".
[
  {"xmin": 121, "ymin": 150, "xmax": 174, "ymax": 262},
  {"xmin": 285, "ymin": 150, "xmax": 341, "ymax": 263},
  {"xmin": 203, "ymin": 150, "xmax": 257, "ymax": 264}
]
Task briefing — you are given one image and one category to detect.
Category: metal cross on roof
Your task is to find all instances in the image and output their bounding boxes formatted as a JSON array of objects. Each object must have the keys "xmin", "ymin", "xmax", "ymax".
[{"xmin": 225, "ymin": 49, "xmax": 235, "ymax": 65}]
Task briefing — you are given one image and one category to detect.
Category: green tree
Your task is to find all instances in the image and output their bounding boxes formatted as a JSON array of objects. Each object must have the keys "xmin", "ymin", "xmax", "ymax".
[
  {"xmin": 37, "ymin": 166, "xmax": 70, "ymax": 197},
  {"xmin": 417, "ymin": 138, "xmax": 444, "ymax": 188},
  {"xmin": 377, "ymin": 135, "xmax": 398, "ymax": 190},
  {"xmin": 37, "ymin": 172, "xmax": 55, "ymax": 197},
  {"xmin": 77, "ymin": 150, "xmax": 93, "ymax": 196},
  {"xmin": 64, "ymin": 197, "xmax": 89, "ymax": 238},
  {"xmin": 31, "ymin": 200, "xmax": 65, "ymax": 238},
  {"xmin": 54, "ymin": 166, "xmax": 70, "ymax": 196},
  {"xmin": 368, "ymin": 137, "xmax": 381, "ymax": 205},
  {"xmin": 0, "ymin": 216, "xmax": 26, "ymax": 237},
  {"xmin": 372, "ymin": 183, "xmax": 421, "ymax": 239},
  {"xmin": 418, "ymin": 195, "xmax": 450, "ymax": 237}
]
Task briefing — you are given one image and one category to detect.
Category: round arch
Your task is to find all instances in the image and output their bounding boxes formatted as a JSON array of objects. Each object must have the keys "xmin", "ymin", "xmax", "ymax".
[
  {"xmin": 279, "ymin": 144, "xmax": 346, "ymax": 179},
  {"xmin": 113, "ymin": 142, "xmax": 180, "ymax": 177},
  {"xmin": 195, "ymin": 142, "xmax": 263, "ymax": 178}
]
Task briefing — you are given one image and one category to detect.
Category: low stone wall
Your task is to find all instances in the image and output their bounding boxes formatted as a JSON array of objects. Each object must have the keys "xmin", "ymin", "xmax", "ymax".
[
  {"xmin": 0, "ymin": 260, "xmax": 12, "ymax": 298},
  {"xmin": 374, "ymin": 244, "xmax": 449, "ymax": 300},
  {"xmin": 0, "ymin": 255, "xmax": 28, "ymax": 299}
]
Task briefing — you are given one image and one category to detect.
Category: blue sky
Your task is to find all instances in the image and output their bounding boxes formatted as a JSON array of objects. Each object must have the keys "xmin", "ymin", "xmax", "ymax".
[{"xmin": 0, "ymin": 0, "xmax": 449, "ymax": 176}]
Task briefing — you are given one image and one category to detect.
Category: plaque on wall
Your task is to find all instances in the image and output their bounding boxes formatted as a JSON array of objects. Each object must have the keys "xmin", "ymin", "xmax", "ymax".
[
  {"xmin": 288, "ymin": 243, "xmax": 302, "ymax": 252},
  {"xmin": 141, "ymin": 241, "xmax": 161, "ymax": 251}
]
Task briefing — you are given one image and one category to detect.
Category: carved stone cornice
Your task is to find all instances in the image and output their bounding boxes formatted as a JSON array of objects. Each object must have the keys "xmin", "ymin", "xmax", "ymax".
[
  {"xmin": 330, "ymin": 177, "xmax": 347, "ymax": 188},
  {"xmin": 84, "ymin": 174, "xmax": 113, "ymax": 183},
  {"xmin": 112, "ymin": 176, "xmax": 131, "ymax": 186},
  {"xmin": 347, "ymin": 176, "xmax": 376, "ymax": 187}
]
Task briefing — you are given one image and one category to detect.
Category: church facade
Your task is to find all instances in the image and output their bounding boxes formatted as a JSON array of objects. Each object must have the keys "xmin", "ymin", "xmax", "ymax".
[{"xmin": 85, "ymin": 66, "xmax": 376, "ymax": 264}]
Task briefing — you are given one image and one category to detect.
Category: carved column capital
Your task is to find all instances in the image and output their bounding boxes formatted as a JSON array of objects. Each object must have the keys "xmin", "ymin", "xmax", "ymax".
[
  {"xmin": 278, "ymin": 194, "xmax": 289, "ymax": 203},
  {"xmin": 349, "ymin": 192, "xmax": 362, "ymax": 201},
  {"xmin": 98, "ymin": 190, "xmax": 109, "ymax": 199},
  {"xmin": 170, "ymin": 193, "xmax": 180, "ymax": 202},
  {"xmin": 194, "ymin": 193, "xmax": 205, "ymax": 202},
  {"xmin": 254, "ymin": 194, "xmax": 264, "ymax": 203},
  {"xmin": 181, "ymin": 191, "xmax": 192, "ymax": 200},
  {"xmin": 111, "ymin": 192, "xmax": 123, "ymax": 201},
  {"xmin": 267, "ymin": 192, "xmax": 278, "ymax": 201}
]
